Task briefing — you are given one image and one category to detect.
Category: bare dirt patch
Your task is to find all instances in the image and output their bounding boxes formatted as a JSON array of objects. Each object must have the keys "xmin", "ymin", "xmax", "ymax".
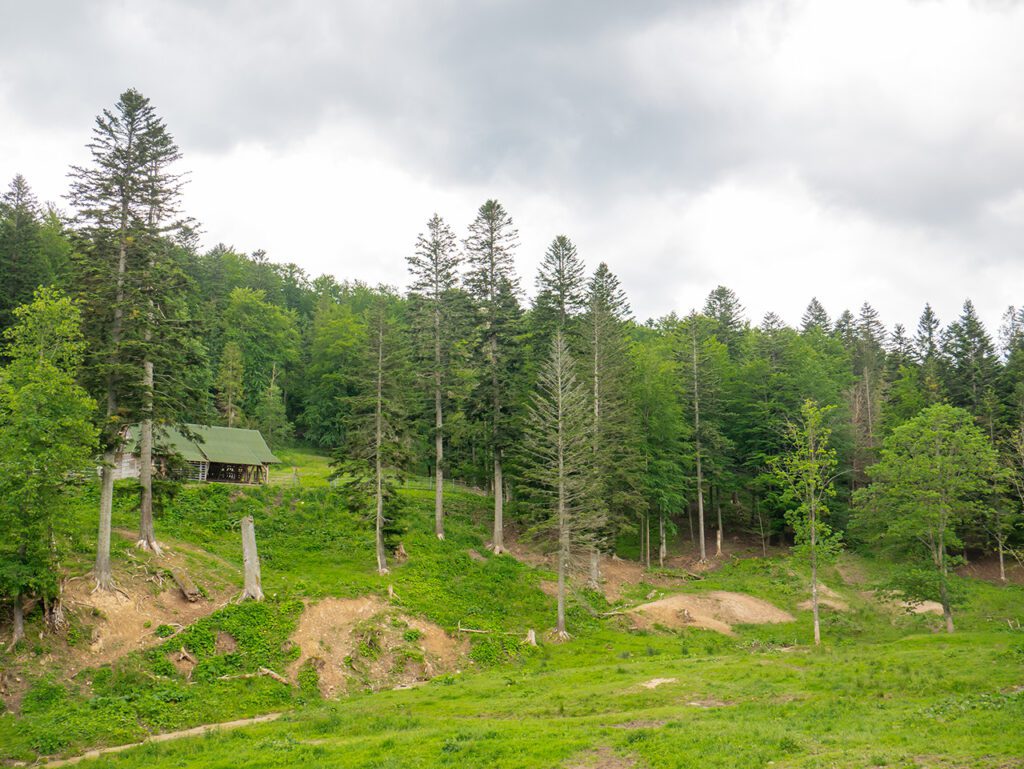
[
  {"xmin": 61, "ymin": 574, "xmax": 226, "ymax": 675},
  {"xmin": 903, "ymin": 600, "xmax": 944, "ymax": 615},
  {"xmin": 286, "ymin": 596, "xmax": 466, "ymax": 698},
  {"xmin": 639, "ymin": 677, "xmax": 677, "ymax": 689},
  {"xmin": 686, "ymin": 697, "xmax": 732, "ymax": 708},
  {"xmin": 629, "ymin": 591, "xmax": 794, "ymax": 635},
  {"xmin": 565, "ymin": 746, "xmax": 638, "ymax": 769}
]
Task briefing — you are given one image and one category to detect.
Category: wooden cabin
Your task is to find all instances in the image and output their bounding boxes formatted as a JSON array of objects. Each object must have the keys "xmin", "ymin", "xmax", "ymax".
[{"xmin": 114, "ymin": 424, "xmax": 280, "ymax": 485}]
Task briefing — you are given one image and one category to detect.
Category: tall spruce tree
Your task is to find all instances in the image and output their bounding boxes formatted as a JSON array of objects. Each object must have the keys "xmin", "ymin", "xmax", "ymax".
[
  {"xmin": 532, "ymin": 235, "xmax": 587, "ymax": 354},
  {"xmin": 68, "ymin": 89, "xmax": 190, "ymax": 583},
  {"xmin": 801, "ymin": 298, "xmax": 831, "ymax": 334},
  {"xmin": 583, "ymin": 263, "xmax": 644, "ymax": 573},
  {"xmin": 407, "ymin": 214, "xmax": 462, "ymax": 539},
  {"xmin": 463, "ymin": 200, "xmax": 521, "ymax": 553},
  {"xmin": 330, "ymin": 292, "xmax": 410, "ymax": 574},
  {"xmin": 915, "ymin": 304, "xmax": 945, "ymax": 404},
  {"xmin": 216, "ymin": 341, "xmax": 245, "ymax": 427},
  {"xmin": 522, "ymin": 332, "xmax": 604, "ymax": 639},
  {"xmin": 0, "ymin": 176, "xmax": 50, "ymax": 330},
  {"xmin": 703, "ymin": 285, "xmax": 746, "ymax": 355},
  {"xmin": 944, "ymin": 300, "xmax": 1001, "ymax": 437}
]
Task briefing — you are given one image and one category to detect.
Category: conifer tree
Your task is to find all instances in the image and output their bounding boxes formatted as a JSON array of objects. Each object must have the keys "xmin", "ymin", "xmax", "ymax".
[
  {"xmin": 216, "ymin": 341, "xmax": 245, "ymax": 427},
  {"xmin": 254, "ymin": 368, "xmax": 293, "ymax": 450},
  {"xmin": 69, "ymin": 89, "xmax": 190, "ymax": 582},
  {"xmin": 944, "ymin": 300, "xmax": 1001, "ymax": 437},
  {"xmin": 330, "ymin": 293, "xmax": 409, "ymax": 574},
  {"xmin": 407, "ymin": 214, "xmax": 462, "ymax": 539},
  {"xmin": 801, "ymin": 298, "xmax": 831, "ymax": 334},
  {"xmin": 583, "ymin": 263, "xmax": 644, "ymax": 573},
  {"xmin": 832, "ymin": 310, "xmax": 856, "ymax": 349},
  {"xmin": 703, "ymin": 285, "xmax": 746, "ymax": 355},
  {"xmin": 679, "ymin": 312, "xmax": 729, "ymax": 562},
  {"xmin": 0, "ymin": 175, "xmax": 49, "ymax": 330},
  {"xmin": 463, "ymin": 200, "xmax": 522, "ymax": 553},
  {"xmin": 522, "ymin": 332, "xmax": 604, "ymax": 639},
  {"xmin": 915, "ymin": 304, "xmax": 946, "ymax": 404},
  {"xmin": 532, "ymin": 235, "xmax": 587, "ymax": 354}
]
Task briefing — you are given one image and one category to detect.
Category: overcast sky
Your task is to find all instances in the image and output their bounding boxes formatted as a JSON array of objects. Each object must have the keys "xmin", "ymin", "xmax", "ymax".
[{"xmin": 2, "ymin": 0, "xmax": 1023, "ymax": 333}]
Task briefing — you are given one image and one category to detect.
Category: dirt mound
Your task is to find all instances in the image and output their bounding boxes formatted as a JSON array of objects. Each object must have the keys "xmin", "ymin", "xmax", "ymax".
[
  {"xmin": 797, "ymin": 583, "xmax": 849, "ymax": 612},
  {"xmin": 903, "ymin": 600, "xmax": 944, "ymax": 615},
  {"xmin": 629, "ymin": 590, "xmax": 794, "ymax": 635},
  {"xmin": 287, "ymin": 596, "xmax": 466, "ymax": 697}
]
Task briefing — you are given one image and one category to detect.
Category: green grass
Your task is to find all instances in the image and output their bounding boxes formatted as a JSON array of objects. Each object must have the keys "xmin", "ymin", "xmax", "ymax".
[
  {"xmin": 1, "ymin": 450, "xmax": 1023, "ymax": 767},
  {"xmin": 18, "ymin": 630, "xmax": 1024, "ymax": 768}
]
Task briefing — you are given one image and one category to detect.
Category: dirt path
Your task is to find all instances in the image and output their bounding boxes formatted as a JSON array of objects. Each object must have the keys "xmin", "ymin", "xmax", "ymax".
[{"xmin": 38, "ymin": 712, "xmax": 284, "ymax": 767}]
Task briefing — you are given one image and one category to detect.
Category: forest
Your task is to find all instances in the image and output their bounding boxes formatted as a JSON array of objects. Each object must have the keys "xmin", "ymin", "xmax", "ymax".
[
  {"xmin": 2, "ymin": 89, "xmax": 1023, "ymax": 639},
  {"xmin": 1, "ymin": 89, "xmax": 1024, "ymax": 767}
]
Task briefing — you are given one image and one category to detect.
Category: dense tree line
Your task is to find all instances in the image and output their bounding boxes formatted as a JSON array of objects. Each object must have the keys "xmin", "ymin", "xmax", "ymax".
[{"xmin": 2, "ymin": 88, "xmax": 1023, "ymax": 636}]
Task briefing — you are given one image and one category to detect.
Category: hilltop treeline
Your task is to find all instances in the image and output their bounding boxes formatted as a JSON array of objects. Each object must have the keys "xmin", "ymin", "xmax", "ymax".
[{"xmin": 2, "ymin": 89, "xmax": 1023, "ymax": 596}]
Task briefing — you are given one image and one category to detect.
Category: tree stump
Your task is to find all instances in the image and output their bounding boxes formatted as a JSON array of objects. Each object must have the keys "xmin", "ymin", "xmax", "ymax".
[{"xmin": 240, "ymin": 515, "xmax": 264, "ymax": 602}]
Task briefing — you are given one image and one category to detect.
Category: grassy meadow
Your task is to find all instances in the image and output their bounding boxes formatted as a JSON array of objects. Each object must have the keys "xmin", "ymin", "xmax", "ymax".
[{"xmin": 0, "ymin": 450, "xmax": 1021, "ymax": 768}]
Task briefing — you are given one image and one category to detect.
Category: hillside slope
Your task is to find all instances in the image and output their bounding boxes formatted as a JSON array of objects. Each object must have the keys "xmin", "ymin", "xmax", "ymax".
[{"xmin": 1, "ymin": 454, "xmax": 1022, "ymax": 766}]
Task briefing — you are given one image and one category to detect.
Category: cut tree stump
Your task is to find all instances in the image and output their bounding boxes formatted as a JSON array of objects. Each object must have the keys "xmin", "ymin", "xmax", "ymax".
[
  {"xmin": 239, "ymin": 515, "xmax": 264, "ymax": 602},
  {"xmin": 170, "ymin": 568, "xmax": 202, "ymax": 602}
]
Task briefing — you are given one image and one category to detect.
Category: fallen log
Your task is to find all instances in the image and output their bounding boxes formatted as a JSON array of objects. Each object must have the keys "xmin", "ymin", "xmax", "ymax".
[{"xmin": 170, "ymin": 568, "xmax": 202, "ymax": 602}]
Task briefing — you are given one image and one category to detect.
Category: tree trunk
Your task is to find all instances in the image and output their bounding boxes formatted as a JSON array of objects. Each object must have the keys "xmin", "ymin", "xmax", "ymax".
[
  {"xmin": 11, "ymin": 593, "xmax": 24, "ymax": 645},
  {"xmin": 715, "ymin": 490, "xmax": 723, "ymax": 557},
  {"xmin": 588, "ymin": 548, "xmax": 601, "ymax": 590},
  {"xmin": 375, "ymin": 328, "xmax": 389, "ymax": 575},
  {"xmin": 998, "ymin": 539, "xmax": 1007, "ymax": 583},
  {"xmin": 239, "ymin": 515, "xmax": 264, "ymax": 601},
  {"xmin": 493, "ymin": 452, "xmax": 504, "ymax": 553},
  {"xmin": 95, "ymin": 232, "xmax": 129, "ymax": 591},
  {"xmin": 754, "ymin": 494, "xmax": 767, "ymax": 557},
  {"xmin": 692, "ymin": 329, "xmax": 706, "ymax": 562},
  {"xmin": 556, "ymin": 373, "xmax": 569, "ymax": 640},
  {"xmin": 658, "ymin": 512, "xmax": 666, "ymax": 568},
  {"xmin": 644, "ymin": 514, "xmax": 651, "ymax": 569},
  {"xmin": 434, "ymin": 307, "xmax": 445, "ymax": 540},
  {"xmin": 95, "ymin": 458, "xmax": 115, "ymax": 591},
  {"xmin": 810, "ymin": 500, "xmax": 820, "ymax": 646},
  {"xmin": 137, "ymin": 361, "xmax": 161, "ymax": 555},
  {"xmin": 938, "ymin": 544, "xmax": 954, "ymax": 633}
]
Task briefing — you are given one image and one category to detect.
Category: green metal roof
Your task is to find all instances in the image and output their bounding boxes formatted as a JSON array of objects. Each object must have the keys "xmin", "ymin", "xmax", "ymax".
[{"xmin": 125, "ymin": 424, "xmax": 279, "ymax": 465}]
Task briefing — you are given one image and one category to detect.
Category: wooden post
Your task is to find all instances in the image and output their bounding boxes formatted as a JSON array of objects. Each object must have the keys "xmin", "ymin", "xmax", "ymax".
[{"xmin": 240, "ymin": 515, "xmax": 264, "ymax": 601}]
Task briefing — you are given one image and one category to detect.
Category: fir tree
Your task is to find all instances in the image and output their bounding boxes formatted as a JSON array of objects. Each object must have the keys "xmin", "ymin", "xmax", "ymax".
[
  {"xmin": 703, "ymin": 285, "xmax": 746, "ymax": 355},
  {"xmin": 521, "ymin": 332, "xmax": 604, "ymax": 639},
  {"xmin": 216, "ymin": 341, "xmax": 245, "ymax": 427},
  {"xmin": 801, "ymin": 298, "xmax": 831, "ymax": 334},
  {"xmin": 330, "ymin": 293, "xmax": 410, "ymax": 574},
  {"xmin": 463, "ymin": 200, "xmax": 522, "ymax": 553},
  {"xmin": 68, "ymin": 89, "xmax": 191, "ymax": 581},
  {"xmin": 0, "ymin": 175, "xmax": 49, "ymax": 330},
  {"xmin": 407, "ymin": 214, "xmax": 463, "ymax": 539}
]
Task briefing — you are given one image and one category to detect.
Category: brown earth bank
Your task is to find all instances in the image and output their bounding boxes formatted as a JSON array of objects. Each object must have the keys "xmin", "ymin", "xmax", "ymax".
[
  {"xmin": 1, "ymin": 542, "xmax": 231, "ymax": 712},
  {"xmin": 286, "ymin": 596, "xmax": 466, "ymax": 697},
  {"xmin": 628, "ymin": 590, "xmax": 794, "ymax": 635}
]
